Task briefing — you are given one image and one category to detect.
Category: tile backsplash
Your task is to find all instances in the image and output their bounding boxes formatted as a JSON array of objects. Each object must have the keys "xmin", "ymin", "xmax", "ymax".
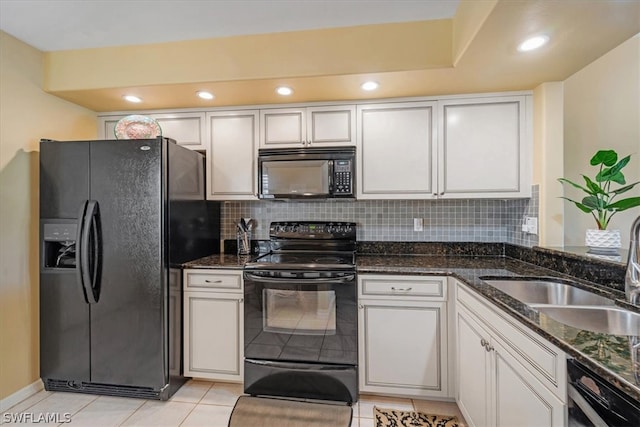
[{"xmin": 221, "ymin": 186, "xmax": 539, "ymax": 248}]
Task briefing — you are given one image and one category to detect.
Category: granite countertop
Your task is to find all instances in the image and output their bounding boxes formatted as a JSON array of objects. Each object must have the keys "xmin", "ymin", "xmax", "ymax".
[
  {"xmin": 183, "ymin": 253, "xmax": 249, "ymax": 269},
  {"xmin": 358, "ymin": 254, "xmax": 639, "ymax": 401},
  {"xmin": 184, "ymin": 250, "xmax": 640, "ymax": 400}
]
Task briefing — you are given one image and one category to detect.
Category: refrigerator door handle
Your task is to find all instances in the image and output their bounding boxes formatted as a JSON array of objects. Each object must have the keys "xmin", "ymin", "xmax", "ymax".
[{"xmin": 77, "ymin": 200, "xmax": 101, "ymax": 304}]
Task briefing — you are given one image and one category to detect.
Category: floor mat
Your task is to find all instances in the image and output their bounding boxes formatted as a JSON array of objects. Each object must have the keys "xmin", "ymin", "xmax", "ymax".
[
  {"xmin": 228, "ymin": 396, "xmax": 352, "ymax": 427},
  {"xmin": 374, "ymin": 406, "xmax": 460, "ymax": 427}
]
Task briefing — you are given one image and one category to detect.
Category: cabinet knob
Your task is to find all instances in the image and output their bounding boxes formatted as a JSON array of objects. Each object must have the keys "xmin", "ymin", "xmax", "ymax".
[
  {"xmin": 439, "ymin": 192, "xmax": 445, "ymax": 196},
  {"xmin": 480, "ymin": 338, "xmax": 488, "ymax": 348},
  {"xmin": 358, "ymin": 304, "xmax": 364, "ymax": 309},
  {"xmin": 485, "ymin": 344, "xmax": 494, "ymax": 353},
  {"xmin": 239, "ymin": 298, "xmax": 244, "ymax": 303}
]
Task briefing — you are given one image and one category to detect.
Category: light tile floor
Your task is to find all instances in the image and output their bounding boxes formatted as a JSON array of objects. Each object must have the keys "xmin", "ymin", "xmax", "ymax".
[{"xmin": 1, "ymin": 380, "xmax": 467, "ymax": 426}]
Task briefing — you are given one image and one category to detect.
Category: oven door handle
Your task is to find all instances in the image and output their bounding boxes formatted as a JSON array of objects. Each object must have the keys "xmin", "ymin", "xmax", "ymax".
[{"xmin": 243, "ymin": 272, "xmax": 355, "ymax": 284}]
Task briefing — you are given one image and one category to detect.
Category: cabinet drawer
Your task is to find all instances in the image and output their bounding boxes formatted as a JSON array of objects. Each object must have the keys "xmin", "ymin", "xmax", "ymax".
[
  {"xmin": 184, "ymin": 269, "xmax": 243, "ymax": 292},
  {"xmin": 359, "ymin": 274, "xmax": 446, "ymax": 300}
]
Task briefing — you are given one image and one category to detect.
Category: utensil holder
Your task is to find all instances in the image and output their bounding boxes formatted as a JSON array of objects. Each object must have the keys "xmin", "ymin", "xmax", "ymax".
[{"xmin": 237, "ymin": 230, "xmax": 252, "ymax": 255}]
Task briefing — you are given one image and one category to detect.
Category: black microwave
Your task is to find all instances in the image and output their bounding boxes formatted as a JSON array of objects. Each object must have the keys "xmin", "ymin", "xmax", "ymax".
[{"xmin": 258, "ymin": 146, "xmax": 355, "ymax": 200}]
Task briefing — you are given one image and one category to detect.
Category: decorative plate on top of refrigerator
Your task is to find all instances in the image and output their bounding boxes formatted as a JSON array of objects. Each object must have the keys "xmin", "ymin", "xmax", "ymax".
[{"xmin": 114, "ymin": 115, "xmax": 162, "ymax": 139}]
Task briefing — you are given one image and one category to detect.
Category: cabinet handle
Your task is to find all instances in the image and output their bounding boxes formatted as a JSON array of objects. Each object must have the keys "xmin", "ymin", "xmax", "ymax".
[
  {"xmin": 239, "ymin": 298, "xmax": 244, "ymax": 303},
  {"xmin": 391, "ymin": 287, "xmax": 413, "ymax": 291},
  {"xmin": 358, "ymin": 304, "xmax": 364, "ymax": 309},
  {"xmin": 204, "ymin": 279, "xmax": 223, "ymax": 283},
  {"xmin": 480, "ymin": 339, "xmax": 494, "ymax": 352}
]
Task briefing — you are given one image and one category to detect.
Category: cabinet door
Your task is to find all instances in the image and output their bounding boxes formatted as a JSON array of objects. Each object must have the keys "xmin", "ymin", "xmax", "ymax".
[
  {"xmin": 98, "ymin": 112, "xmax": 207, "ymax": 151},
  {"xmin": 456, "ymin": 309, "xmax": 491, "ymax": 427},
  {"xmin": 307, "ymin": 105, "xmax": 356, "ymax": 147},
  {"xmin": 150, "ymin": 112, "xmax": 206, "ymax": 151},
  {"xmin": 438, "ymin": 96, "xmax": 530, "ymax": 198},
  {"xmin": 260, "ymin": 108, "xmax": 306, "ymax": 148},
  {"xmin": 359, "ymin": 300, "xmax": 447, "ymax": 397},
  {"xmin": 184, "ymin": 291, "xmax": 244, "ymax": 382},
  {"xmin": 493, "ymin": 340, "xmax": 566, "ymax": 427},
  {"xmin": 98, "ymin": 116, "xmax": 123, "ymax": 139},
  {"xmin": 357, "ymin": 102, "xmax": 437, "ymax": 199},
  {"xmin": 206, "ymin": 111, "xmax": 258, "ymax": 200}
]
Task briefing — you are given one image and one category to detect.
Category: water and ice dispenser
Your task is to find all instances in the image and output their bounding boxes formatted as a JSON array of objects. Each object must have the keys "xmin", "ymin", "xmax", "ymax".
[{"xmin": 42, "ymin": 222, "xmax": 77, "ymax": 269}]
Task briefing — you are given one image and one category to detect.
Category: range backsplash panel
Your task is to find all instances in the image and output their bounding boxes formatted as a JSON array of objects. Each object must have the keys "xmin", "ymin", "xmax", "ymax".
[{"xmin": 222, "ymin": 186, "xmax": 539, "ymax": 247}]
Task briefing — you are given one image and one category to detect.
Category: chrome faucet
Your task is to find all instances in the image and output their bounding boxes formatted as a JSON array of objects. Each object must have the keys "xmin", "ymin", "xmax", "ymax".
[{"xmin": 626, "ymin": 215, "xmax": 640, "ymax": 304}]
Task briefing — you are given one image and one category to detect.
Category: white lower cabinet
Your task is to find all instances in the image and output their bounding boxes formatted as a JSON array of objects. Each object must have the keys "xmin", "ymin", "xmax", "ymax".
[
  {"xmin": 455, "ymin": 281, "xmax": 567, "ymax": 427},
  {"xmin": 358, "ymin": 274, "xmax": 449, "ymax": 398},
  {"xmin": 183, "ymin": 269, "xmax": 244, "ymax": 382}
]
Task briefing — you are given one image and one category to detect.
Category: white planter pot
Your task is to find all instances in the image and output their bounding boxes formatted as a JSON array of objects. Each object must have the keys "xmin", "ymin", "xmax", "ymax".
[{"xmin": 585, "ymin": 229, "xmax": 621, "ymax": 254}]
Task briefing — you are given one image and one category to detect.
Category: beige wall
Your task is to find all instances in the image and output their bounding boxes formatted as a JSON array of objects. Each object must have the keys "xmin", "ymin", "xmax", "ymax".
[
  {"xmin": 0, "ymin": 31, "xmax": 96, "ymax": 400},
  {"xmin": 563, "ymin": 34, "xmax": 640, "ymax": 249},
  {"xmin": 533, "ymin": 82, "xmax": 564, "ymax": 246}
]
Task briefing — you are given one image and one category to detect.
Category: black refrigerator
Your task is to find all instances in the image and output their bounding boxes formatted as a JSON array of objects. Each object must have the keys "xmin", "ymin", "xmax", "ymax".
[{"xmin": 39, "ymin": 137, "xmax": 220, "ymax": 400}]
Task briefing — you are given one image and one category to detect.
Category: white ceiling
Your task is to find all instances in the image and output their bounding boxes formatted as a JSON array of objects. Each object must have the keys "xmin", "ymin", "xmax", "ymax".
[{"xmin": 0, "ymin": 0, "xmax": 460, "ymax": 51}]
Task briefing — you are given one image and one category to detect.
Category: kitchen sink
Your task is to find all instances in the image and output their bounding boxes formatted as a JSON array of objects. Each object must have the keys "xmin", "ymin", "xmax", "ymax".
[
  {"xmin": 481, "ymin": 279, "xmax": 615, "ymax": 306},
  {"xmin": 535, "ymin": 306, "xmax": 640, "ymax": 336}
]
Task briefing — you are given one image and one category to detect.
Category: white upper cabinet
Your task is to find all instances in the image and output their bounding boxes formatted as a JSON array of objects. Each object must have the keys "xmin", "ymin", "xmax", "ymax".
[
  {"xmin": 357, "ymin": 94, "xmax": 531, "ymax": 199},
  {"xmin": 97, "ymin": 91, "xmax": 532, "ymax": 201},
  {"xmin": 357, "ymin": 102, "xmax": 437, "ymax": 199},
  {"xmin": 98, "ymin": 112, "xmax": 207, "ymax": 151},
  {"xmin": 438, "ymin": 96, "xmax": 530, "ymax": 198},
  {"xmin": 260, "ymin": 105, "xmax": 356, "ymax": 148},
  {"xmin": 151, "ymin": 112, "xmax": 207, "ymax": 151},
  {"xmin": 206, "ymin": 111, "xmax": 259, "ymax": 200}
]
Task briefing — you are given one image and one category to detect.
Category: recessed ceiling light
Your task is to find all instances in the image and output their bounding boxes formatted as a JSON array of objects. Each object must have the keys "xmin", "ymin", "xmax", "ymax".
[
  {"xmin": 517, "ymin": 35, "xmax": 549, "ymax": 52},
  {"xmin": 361, "ymin": 81, "xmax": 379, "ymax": 91},
  {"xmin": 197, "ymin": 91, "xmax": 215, "ymax": 100},
  {"xmin": 276, "ymin": 86, "xmax": 293, "ymax": 96},
  {"xmin": 122, "ymin": 95, "xmax": 142, "ymax": 103}
]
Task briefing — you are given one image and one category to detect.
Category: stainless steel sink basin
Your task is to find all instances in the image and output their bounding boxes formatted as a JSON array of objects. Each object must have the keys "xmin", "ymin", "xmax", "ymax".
[
  {"xmin": 482, "ymin": 279, "xmax": 615, "ymax": 306},
  {"xmin": 535, "ymin": 306, "xmax": 640, "ymax": 336}
]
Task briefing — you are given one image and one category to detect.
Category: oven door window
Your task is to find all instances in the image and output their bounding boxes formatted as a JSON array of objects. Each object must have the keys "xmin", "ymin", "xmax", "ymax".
[
  {"xmin": 262, "ymin": 160, "xmax": 329, "ymax": 196},
  {"xmin": 263, "ymin": 288, "xmax": 336, "ymax": 335}
]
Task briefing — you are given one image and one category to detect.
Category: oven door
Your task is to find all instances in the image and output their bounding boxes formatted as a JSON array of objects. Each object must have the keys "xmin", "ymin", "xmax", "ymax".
[{"xmin": 242, "ymin": 270, "xmax": 358, "ymax": 402}]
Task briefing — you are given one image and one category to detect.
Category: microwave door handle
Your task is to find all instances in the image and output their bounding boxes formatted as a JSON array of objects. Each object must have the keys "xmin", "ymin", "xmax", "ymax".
[{"xmin": 328, "ymin": 160, "xmax": 334, "ymax": 193}]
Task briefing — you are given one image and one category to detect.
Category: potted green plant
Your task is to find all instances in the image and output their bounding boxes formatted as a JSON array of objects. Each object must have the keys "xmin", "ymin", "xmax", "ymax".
[{"xmin": 558, "ymin": 149, "xmax": 640, "ymax": 252}]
